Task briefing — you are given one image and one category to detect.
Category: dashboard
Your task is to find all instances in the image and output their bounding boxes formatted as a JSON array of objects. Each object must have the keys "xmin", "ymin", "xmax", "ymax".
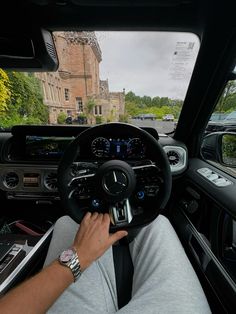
[
  {"xmin": 8, "ymin": 135, "xmax": 147, "ymax": 161},
  {"xmin": 0, "ymin": 125, "xmax": 188, "ymax": 200}
]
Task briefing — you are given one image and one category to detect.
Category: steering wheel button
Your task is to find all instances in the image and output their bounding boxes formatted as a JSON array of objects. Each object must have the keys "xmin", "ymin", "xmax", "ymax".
[
  {"xmin": 92, "ymin": 199, "xmax": 100, "ymax": 207},
  {"xmin": 145, "ymin": 186, "xmax": 159, "ymax": 196},
  {"xmin": 137, "ymin": 191, "xmax": 145, "ymax": 200}
]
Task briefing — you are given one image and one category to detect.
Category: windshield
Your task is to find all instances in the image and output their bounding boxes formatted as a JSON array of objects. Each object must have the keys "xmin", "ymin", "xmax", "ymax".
[{"xmin": 0, "ymin": 31, "xmax": 199, "ymax": 133}]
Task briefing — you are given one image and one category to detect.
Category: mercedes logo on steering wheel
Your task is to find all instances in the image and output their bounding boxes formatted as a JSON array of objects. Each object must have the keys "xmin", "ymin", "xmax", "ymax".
[{"xmin": 103, "ymin": 170, "xmax": 128, "ymax": 195}]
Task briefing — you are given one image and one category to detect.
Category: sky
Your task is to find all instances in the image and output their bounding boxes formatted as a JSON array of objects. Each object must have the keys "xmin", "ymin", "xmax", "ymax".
[{"xmin": 96, "ymin": 31, "xmax": 200, "ymax": 100}]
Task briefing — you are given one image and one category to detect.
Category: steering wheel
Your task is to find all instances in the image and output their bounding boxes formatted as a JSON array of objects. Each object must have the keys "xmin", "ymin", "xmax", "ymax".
[{"xmin": 57, "ymin": 123, "xmax": 172, "ymax": 231}]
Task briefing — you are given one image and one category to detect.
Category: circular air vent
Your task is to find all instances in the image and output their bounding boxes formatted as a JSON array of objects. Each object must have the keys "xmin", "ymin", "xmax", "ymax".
[
  {"xmin": 163, "ymin": 146, "xmax": 187, "ymax": 174},
  {"xmin": 167, "ymin": 150, "xmax": 180, "ymax": 166},
  {"xmin": 44, "ymin": 172, "xmax": 57, "ymax": 191},
  {"xmin": 4, "ymin": 172, "xmax": 19, "ymax": 189}
]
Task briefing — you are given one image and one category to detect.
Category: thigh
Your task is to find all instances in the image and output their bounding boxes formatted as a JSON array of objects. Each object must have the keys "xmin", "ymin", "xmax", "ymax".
[
  {"xmin": 44, "ymin": 215, "xmax": 78, "ymax": 267},
  {"xmin": 118, "ymin": 215, "xmax": 211, "ymax": 314},
  {"xmin": 45, "ymin": 216, "xmax": 118, "ymax": 314}
]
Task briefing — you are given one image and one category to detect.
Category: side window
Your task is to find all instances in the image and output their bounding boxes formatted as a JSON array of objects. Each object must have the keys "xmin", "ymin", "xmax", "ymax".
[
  {"xmin": 206, "ymin": 80, "xmax": 236, "ymax": 133},
  {"xmin": 202, "ymin": 80, "xmax": 236, "ymax": 177}
]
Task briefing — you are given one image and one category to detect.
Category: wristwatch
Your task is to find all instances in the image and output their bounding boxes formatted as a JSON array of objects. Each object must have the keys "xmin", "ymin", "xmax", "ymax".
[{"xmin": 58, "ymin": 247, "xmax": 82, "ymax": 282}]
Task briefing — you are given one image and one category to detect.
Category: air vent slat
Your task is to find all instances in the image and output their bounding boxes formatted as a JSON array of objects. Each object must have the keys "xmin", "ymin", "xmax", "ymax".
[
  {"xmin": 44, "ymin": 172, "xmax": 57, "ymax": 191},
  {"xmin": 167, "ymin": 150, "xmax": 180, "ymax": 166},
  {"xmin": 4, "ymin": 172, "xmax": 19, "ymax": 189}
]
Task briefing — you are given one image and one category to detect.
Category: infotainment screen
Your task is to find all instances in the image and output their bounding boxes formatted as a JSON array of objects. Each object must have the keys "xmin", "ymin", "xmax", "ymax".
[{"xmin": 25, "ymin": 136, "xmax": 74, "ymax": 160}]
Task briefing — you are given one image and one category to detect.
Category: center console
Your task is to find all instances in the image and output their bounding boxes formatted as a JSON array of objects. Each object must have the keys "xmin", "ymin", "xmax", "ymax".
[{"xmin": 0, "ymin": 221, "xmax": 53, "ymax": 294}]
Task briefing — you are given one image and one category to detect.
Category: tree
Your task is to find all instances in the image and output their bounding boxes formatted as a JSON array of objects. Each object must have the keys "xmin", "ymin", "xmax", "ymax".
[
  {"xmin": 86, "ymin": 97, "xmax": 96, "ymax": 124},
  {"xmin": 142, "ymin": 95, "xmax": 152, "ymax": 107},
  {"xmin": 124, "ymin": 91, "xmax": 182, "ymax": 119},
  {"xmin": 216, "ymin": 80, "xmax": 236, "ymax": 112},
  {"xmin": 86, "ymin": 98, "xmax": 96, "ymax": 114},
  {"xmin": 107, "ymin": 108, "xmax": 117, "ymax": 123},
  {"xmin": 152, "ymin": 96, "xmax": 161, "ymax": 107},
  {"xmin": 57, "ymin": 112, "xmax": 67, "ymax": 124},
  {"xmin": 95, "ymin": 116, "xmax": 103, "ymax": 124},
  {"xmin": 159, "ymin": 97, "xmax": 170, "ymax": 107},
  {"xmin": 169, "ymin": 99, "xmax": 183, "ymax": 107},
  {"xmin": 119, "ymin": 114, "xmax": 129, "ymax": 123},
  {"xmin": 0, "ymin": 72, "xmax": 49, "ymax": 128},
  {"xmin": 0, "ymin": 69, "xmax": 10, "ymax": 113},
  {"xmin": 7, "ymin": 72, "xmax": 48, "ymax": 120},
  {"xmin": 125, "ymin": 101, "xmax": 140, "ymax": 117},
  {"xmin": 125, "ymin": 91, "xmax": 141, "ymax": 106},
  {"xmin": 125, "ymin": 91, "xmax": 136, "ymax": 102},
  {"xmin": 222, "ymin": 134, "xmax": 236, "ymax": 165}
]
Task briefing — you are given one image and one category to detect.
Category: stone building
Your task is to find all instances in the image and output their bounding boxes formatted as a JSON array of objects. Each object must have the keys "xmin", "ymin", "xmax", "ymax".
[
  {"xmin": 97, "ymin": 80, "xmax": 125, "ymax": 122},
  {"xmin": 36, "ymin": 31, "xmax": 125, "ymax": 124}
]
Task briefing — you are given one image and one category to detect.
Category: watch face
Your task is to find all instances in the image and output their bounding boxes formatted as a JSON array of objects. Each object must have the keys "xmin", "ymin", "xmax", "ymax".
[{"xmin": 60, "ymin": 249, "xmax": 74, "ymax": 263}]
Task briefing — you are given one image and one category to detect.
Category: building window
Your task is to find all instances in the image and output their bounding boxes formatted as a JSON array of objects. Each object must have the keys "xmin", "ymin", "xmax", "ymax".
[
  {"xmin": 52, "ymin": 85, "xmax": 56, "ymax": 101},
  {"xmin": 48, "ymin": 83, "xmax": 54, "ymax": 101},
  {"xmin": 56, "ymin": 87, "xmax": 59, "ymax": 102},
  {"xmin": 65, "ymin": 88, "xmax": 69, "ymax": 101},
  {"xmin": 42, "ymin": 80, "xmax": 47, "ymax": 100},
  {"xmin": 94, "ymin": 105, "xmax": 102, "ymax": 116},
  {"xmin": 59, "ymin": 87, "xmax": 62, "ymax": 102},
  {"xmin": 99, "ymin": 105, "xmax": 102, "ymax": 115},
  {"xmin": 76, "ymin": 97, "xmax": 83, "ymax": 112}
]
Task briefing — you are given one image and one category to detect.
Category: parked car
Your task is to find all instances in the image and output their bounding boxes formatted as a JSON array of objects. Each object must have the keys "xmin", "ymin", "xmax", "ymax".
[
  {"xmin": 224, "ymin": 110, "xmax": 236, "ymax": 122},
  {"xmin": 209, "ymin": 112, "xmax": 228, "ymax": 121},
  {"xmin": 133, "ymin": 113, "xmax": 156, "ymax": 120},
  {"xmin": 206, "ymin": 110, "xmax": 236, "ymax": 133},
  {"xmin": 65, "ymin": 116, "xmax": 73, "ymax": 124},
  {"xmin": 162, "ymin": 114, "xmax": 174, "ymax": 121},
  {"xmin": 76, "ymin": 116, "xmax": 88, "ymax": 125}
]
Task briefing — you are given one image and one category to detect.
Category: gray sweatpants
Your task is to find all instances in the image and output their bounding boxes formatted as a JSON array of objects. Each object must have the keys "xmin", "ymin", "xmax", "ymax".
[{"xmin": 44, "ymin": 215, "xmax": 211, "ymax": 313}]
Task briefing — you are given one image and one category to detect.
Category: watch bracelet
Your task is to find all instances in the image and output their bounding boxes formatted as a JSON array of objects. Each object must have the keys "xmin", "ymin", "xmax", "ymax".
[{"xmin": 69, "ymin": 251, "xmax": 81, "ymax": 282}]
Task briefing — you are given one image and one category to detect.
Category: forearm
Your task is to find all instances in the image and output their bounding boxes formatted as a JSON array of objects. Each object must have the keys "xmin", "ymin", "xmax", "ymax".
[
  {"xmin": 0, "ymin": 261, "xmax": 74, "ymax": 314},
  {"xmin": 0, "ymin": 212, "xmax": 127, "ymax": 314}
]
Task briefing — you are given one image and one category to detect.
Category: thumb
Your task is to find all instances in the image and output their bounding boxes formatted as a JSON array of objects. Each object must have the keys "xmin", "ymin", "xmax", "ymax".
[{"xmin": 109, "ymin": 230, "xmax": 128, "ymax": 244}]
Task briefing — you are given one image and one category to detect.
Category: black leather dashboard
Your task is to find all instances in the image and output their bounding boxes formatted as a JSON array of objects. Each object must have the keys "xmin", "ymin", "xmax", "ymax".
[{"xmin": 0, "ymin": 125, "xmax": 188, "ymax": 200}]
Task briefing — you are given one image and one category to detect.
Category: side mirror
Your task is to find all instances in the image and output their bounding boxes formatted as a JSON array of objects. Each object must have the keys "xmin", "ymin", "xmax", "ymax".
[{"xmin": 201, "ymin": 132, "xmax": 236, "ymax": 168}]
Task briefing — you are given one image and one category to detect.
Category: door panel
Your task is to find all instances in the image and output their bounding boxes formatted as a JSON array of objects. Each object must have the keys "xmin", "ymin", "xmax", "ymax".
[{"xmin": 169, "ymin": 158, "xmax": 236, "ymax": 313}]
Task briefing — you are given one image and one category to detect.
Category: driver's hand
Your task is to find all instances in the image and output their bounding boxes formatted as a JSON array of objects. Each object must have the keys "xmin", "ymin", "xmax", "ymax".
[{"xmin": 73, "ymin": 212, "xmax": 128, "ymax": 271}]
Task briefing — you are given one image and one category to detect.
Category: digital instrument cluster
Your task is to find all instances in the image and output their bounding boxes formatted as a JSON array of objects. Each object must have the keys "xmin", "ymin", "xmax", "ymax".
[{"xmin": 91, "ymin": 137, "xmax": 146, "ymax": 159}]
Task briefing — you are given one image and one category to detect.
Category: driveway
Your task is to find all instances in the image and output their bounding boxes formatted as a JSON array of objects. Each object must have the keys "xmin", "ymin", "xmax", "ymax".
[{"xmin": 130, "ymin": 119, "xmax": 175, "ymax": 134}]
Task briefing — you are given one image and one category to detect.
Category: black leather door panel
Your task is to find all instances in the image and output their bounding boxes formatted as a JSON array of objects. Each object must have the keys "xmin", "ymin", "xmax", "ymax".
[
  {"xmin": 186, "ymin": 159, "xmax": 236, "ymax": 218},
  {"xmin": 169, "ymin": 158, "xmax": 236, "ymax": 313}
]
